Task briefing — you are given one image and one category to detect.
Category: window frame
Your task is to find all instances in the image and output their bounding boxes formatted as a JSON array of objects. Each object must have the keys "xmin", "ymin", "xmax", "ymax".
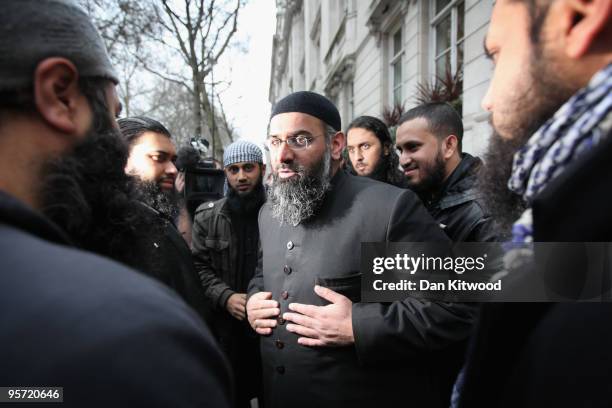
[
  {"xmin": 389, "ymin": 24, "xmax": 404, "ymax": 106},
  {"xmin": 430, "ymin": 0, "xmax": 465, "ymax": 80}
]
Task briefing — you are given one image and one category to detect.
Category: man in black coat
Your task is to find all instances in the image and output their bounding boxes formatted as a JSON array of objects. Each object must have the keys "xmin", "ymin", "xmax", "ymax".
[
  {"xmin": 118, "ymin": 116, "xmax": 212, "ymax": 324},
  {"xmin": 457, "ymin": 0, "xmax": 612, "ymax": 406},
  {"xmin": 246, "ymin": 91, "xmax": 478, "ymax": 408},
  {"xmin": 396, "ymin": 102, "xmax": 497, "ymax": 243},
  {"xmin": 0, "ymin": 1, "xmax": 231, "ymax": 406}
]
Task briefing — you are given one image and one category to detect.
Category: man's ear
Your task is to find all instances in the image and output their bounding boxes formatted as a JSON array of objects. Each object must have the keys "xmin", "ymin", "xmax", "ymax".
[
  {"xmin": 442, "ymin": 135, "xmax": 459, "ymax": 160},
  {"xmin": 562, "ymin": 0, "xmax": 612, "ymax": 58},
  {"xmin": 383, "ymin": 144, "xmax": 390, "ymax": 156},
  {"xmin": 330, "ymin": 131, "xmax": 346, "ymax": 161},
  {"xmin": 33, "ymin": 57, "xmax": 89, "ymax": 136}
]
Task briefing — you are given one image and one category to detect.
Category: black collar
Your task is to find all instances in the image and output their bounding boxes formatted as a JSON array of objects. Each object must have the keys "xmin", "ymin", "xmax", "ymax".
[{"xmin": 0, "ymin": 190, "xmax": 73, "ymax": 246}]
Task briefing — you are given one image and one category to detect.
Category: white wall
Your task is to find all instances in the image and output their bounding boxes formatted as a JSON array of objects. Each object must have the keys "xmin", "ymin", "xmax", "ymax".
[{"xmin": 462, "ymin": 0, "xmax": 494, "ymax": 157}]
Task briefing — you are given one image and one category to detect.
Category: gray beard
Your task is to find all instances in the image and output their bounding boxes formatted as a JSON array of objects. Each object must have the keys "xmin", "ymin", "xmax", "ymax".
[{"xmin": 267, "ymin": 148, "xmax": 332, "ymax": 226}]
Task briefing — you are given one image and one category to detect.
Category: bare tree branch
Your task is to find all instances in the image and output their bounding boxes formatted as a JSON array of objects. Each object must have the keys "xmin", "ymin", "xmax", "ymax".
[
  {"xmin": 143, "ymin": 34, "xmax": 184, "ymax": 56},
  {"xmin": 162, "ymin": 0, "xmax": 188, "ymax": 27},
  {"xmin": 203, "ymin": 0, "xmax": 240, "ymax": 76},
  {"xmin": 84, "ymin": 0, "xmax": 244, "ymax": 158},
  {"xmin": 161, "ymin": 0, "xmax": 192, "ymax": 62},
  {"xmin": 201, "ymin": 0, "xmax": 216, "ymax": 46},
  {"xmin": 133, "ymin": 52, "xmax": 193, "ymax": 94}
]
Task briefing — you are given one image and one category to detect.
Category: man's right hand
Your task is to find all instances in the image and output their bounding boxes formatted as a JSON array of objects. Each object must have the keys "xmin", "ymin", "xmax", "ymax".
[
  {"xmin": 175, "ymin": 171, "xmax": 185, "ymax": 194},
  {"xmin": 225, "ymin": 293, "xmax": 247, "ymax": 320},
  {"xmin": 246, "ymin": 292, "xmax": 280, "ymax": 335}
]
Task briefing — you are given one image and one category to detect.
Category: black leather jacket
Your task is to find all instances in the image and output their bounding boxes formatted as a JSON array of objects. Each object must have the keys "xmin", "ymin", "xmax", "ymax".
[{"xmin": 424, "ymin": 153, "xmax": 498, "ymax": 243}]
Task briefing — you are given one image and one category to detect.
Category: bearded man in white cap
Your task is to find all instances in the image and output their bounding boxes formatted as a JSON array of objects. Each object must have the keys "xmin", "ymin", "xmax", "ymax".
[{"xmin": 192, "ymin": 139, "xmax": 267, "ymax": 408}]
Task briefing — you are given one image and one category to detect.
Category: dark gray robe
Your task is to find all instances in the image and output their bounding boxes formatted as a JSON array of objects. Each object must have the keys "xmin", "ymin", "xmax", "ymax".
[{"xmin": 249, "ymin": 170, "xmax": 477, "ymax": 408}]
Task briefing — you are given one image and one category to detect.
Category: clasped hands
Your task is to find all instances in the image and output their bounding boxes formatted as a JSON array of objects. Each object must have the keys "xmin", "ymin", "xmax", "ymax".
[{"xmin": 246, "ymin": 285, "xmax": 354, "ymax": 347}]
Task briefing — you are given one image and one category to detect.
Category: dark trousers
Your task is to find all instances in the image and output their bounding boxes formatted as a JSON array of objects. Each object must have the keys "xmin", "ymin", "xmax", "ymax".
[{"xmin": 215, "ymin": 318, "xmax": 263, "ymax": 408}]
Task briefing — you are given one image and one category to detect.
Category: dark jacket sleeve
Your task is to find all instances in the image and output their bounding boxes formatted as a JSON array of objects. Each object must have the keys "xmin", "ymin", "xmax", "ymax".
[
  {"xmin": 352, "ymin": 190, "xmax": 478, "ymax": 365},
  {"xmin": 247, "ymin": 242, "xmax": 265, "ymax": 300},
  {"xmin": 461, "ymin": 199, "xmax": 499, "ymax": 243},
  {"xmin": 466, "ymin": 216, "xmax": 497, "ymax": 243},
  {"xmin": 191, "ymin": 208, "xmax": 234, "ymax": 309}
]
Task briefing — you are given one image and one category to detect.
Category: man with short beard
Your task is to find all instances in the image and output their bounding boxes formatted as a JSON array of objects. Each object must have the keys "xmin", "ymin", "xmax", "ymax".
[
  {"xmin": 396, "ymin": 102, "xmax": 497, "ymax": 242},
  {"xmin": 0, "ymin": 1, "xmax": 230, "ymax": 406},
  {"xmin": 118, "ymin": 116, "xmax": 212, "ymax": 324},
  {"xmin": 192, "ymin": 140, "xmax": 266, "ymax": 408},
  {"xmin": 456, "ymin": 0, "xmax": 612, "ymax": 406},
  {"xmin": 246, "ymin": 91, "xmax": 476, "ymax": 408},
  {"xmin": 396, "ymin": 103, "xmax": 498, "ymax": 408}
]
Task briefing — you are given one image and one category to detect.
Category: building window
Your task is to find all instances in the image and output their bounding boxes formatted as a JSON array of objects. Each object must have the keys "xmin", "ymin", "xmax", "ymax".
[
  {"xmin": 431, "ymin": 0, "xmax": 464, "ymax": 79},
  {"xmin": 390, "ymin": 26, "xmax": 403, "ymax": 105}
]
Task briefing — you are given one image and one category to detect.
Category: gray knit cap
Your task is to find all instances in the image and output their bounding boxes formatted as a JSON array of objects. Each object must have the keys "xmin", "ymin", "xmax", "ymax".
[
  {"xmin": 0, "ymin": 0, "xmax": 118, "ymax": 92},
  {"xmin": 223, "ymin": 140, "xmax": 263, "ymax": 167}
]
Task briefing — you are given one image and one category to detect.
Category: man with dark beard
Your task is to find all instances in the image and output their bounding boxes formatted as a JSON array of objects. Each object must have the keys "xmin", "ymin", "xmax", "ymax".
[
  {"xmin": 476, "ymin": 132, "xmax": 527, "ymax": 238},
  {"xmin": 42, "ymin": 106, "xmax": 167, "ymax": 277},
  {"xmin": 395, "ymin": 102, "xmax": 497, "ymax": 242},
  {"xmin": 456, "ymin": 0, "xmax": 612, "ymax": 407},
  {"xmin": 246, "ymin": 91, "xmax": 476, "ymax": 408},
  {"xmin": 118, "ymin": 116, "xmax": 212, "ymax": 324},
  {"xmin": 192, "ymin": 140, "xmax": 266, "ymax": 408},
  {"xmin": 0, "ymin": 1, "xmax": 231, "ymax": 406}
]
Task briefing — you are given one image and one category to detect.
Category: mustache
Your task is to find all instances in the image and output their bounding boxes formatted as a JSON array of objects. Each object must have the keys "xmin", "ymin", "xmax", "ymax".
[
  {"xmin": 159, "ymin": 176, "xmax": 176, "ymax": 184},
  {"xmin": 401, "ymin": 163, "xmax": 417, "ymax": 171},
  {"xmin": 276, "ymin": 162, "xmax": 306, "ymax": 174}
]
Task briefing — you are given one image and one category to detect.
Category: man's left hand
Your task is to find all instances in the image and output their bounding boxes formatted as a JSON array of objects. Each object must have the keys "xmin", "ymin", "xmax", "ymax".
[{"xmin": 283, "ymin": 285, "xmax": 354, "ymax": 347}]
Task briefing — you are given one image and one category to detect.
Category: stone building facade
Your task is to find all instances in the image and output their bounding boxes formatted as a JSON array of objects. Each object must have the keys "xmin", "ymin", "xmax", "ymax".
[{"xmin": 269, "ymin": 0, "xmax": 494, "ymax": 156}]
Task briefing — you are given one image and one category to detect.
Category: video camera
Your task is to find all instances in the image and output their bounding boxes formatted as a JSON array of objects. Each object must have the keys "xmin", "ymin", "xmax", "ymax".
[{"xmin": 176, "ymin": 146, "xmax": 225, "ymax": 217}]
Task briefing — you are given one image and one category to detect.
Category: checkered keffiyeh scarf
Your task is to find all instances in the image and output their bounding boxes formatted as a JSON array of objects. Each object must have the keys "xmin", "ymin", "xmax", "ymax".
[{"xmin": 508, "ymin": 64, "xmax": 612, "ymax": 244}]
